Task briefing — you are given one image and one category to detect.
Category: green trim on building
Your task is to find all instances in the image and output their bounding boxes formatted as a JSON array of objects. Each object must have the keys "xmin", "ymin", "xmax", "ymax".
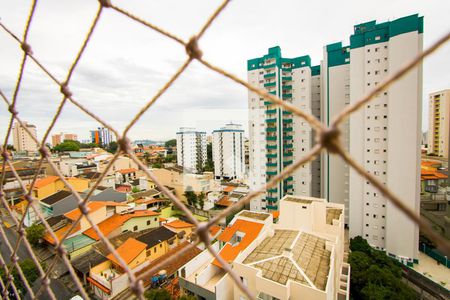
[
  {"xmin": 327, "ymin": 42, "xmax": 350, "ymax": 67},
  {"xmin": 264, "ymin": 73, "xmax": 276, "ymax": 78},
  {"xmin": 266, "ymin": 144, "xmax": 277, "ymax": 150},
  {"xmin": 266, "ymin": 153, "xmax": 277, "ymax": 158},
  {"xmin": 311, "ymin": 65, "xmax": 321, "ymax": 76},
  {"xmin": 266, "ymin": 127, "xmax": 277, "ymax": 132},
  {"xmin": 350, "ymin": 14, "xmax": 423, "ymax": 49}
]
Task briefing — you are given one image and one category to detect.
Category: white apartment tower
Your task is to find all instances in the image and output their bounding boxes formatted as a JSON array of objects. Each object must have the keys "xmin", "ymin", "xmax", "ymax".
[
  {"xmin": 176, "ymin": 127, "xmax": 207, "ymax": 174},
  {"xmin": 427, "ymin": 89, "xmax": 450, "ymax": 158},
  {"xmin": 348, "ymin": 15, "xmax": 423, "ymax": 262},
  {"xmin": 12, "ymin": 121, "xmax": 39, "ymax": 152},
  {"xmin": 212, "ymin": 123, "xmax": 245, "ymax": 180},
  {"xmin": 248, "ymin": 47, "xmax": 321, "ymax": 212}
]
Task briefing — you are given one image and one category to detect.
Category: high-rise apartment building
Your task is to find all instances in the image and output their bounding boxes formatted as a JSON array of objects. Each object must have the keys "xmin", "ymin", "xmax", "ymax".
[
  {"xmin": 12, "ymin": 121, "xmax": 39, "ymax": 152},
  {"xmin": 176, "ymin": 127, "xmax": 207, "ymax": 174},
  {"xmin": 427, "ymin": 89, "xmax": 450, "ymax": 157},
  {"xmin": 348, "ymin": 15, "xmax": 423, "ymax": 262},
  {"xmin": 247, "ymin": 46, "xmax": 321, "ymax": 212},
  {"xmin": 212, "ymin": 123, "xmax": 245, "ymax": 180},
  {"xmin": 91, "ymin": 127, "xmax": 114, "ymax": 147},
  {"xmin": 248, "ymin": 14, "xmax": 423, "ymax": 261},
  {"xmin": 52, "ymin": 132, "xmax": 78, "ymax": 146}
]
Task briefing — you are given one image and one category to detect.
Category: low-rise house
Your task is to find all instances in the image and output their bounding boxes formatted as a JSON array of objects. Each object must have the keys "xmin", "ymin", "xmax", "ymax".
[
  {"xmin": 135, "ymin": 227, "xmax": 182, "ymax": 262},
  {"xmin": 116, "ymin": 168, "xmax": 138, "ymax": 184},
  {"xmin": 164, "ymin": 220, "xmax": 195, "ymax": 236},
  {"xmin": 179, "ymin": 196, "xmax": 350, "ymax": 300},
  {"xmin": 88, "ymin": 238, "xmax": 149, "ymax": 299},
  {"xmin": 28, "ymin": 176, "xmax": 89, "ymax": 200}
]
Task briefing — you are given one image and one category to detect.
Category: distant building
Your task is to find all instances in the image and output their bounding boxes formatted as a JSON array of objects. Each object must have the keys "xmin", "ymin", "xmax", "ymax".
[
  {"xmin": 52, "ymin": 132, "xmax": 78, "ymax": 146},
  {"xmin": 427, "ymin": 89, "xmax": 450, "ymax": 157},
  {"xmin": 176, "ymin": 127, "xmax": 206, "ymax": 174},
  {"xmin": 212, "ymin": 123, "xmax": 245, "ymax": 180},
  {"xmin": 12, "ymin": 121, "xmax": 39, "ymax": 152},
  {"xmin": 91, "ymin": 127, "xmax": 115, "ymax": 147}
]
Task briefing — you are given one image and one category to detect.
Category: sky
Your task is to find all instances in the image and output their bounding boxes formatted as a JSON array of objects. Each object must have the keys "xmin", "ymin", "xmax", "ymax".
[{"xmin": 0, "ymin": 0, "xmax": 449, "ymax": 143}]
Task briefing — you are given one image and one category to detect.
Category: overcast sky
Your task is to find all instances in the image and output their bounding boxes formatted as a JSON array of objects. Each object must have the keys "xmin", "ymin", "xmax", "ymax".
[{"xmin": 1, "ymin": 0, "xmax": 449, "ymax": 143}]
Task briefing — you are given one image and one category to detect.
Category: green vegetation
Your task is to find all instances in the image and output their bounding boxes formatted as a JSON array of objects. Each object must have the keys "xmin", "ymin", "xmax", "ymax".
[
  {"xmin": 165, "ymin": 139, "xmax": 176, "ymax": 147},
  {"xmin": 132, "ymin": 186, "xmax": 141, "ymax": 193},
  {"xmin": 197, "ymin": 192, "xmax": 205, "ymax": 210},
  {"xmin": 203, "ymin": 142, "xmax": 214, "ymax": 172},
  {"xmin": 79, "ymin": 142, "xmax": 98, "ymax": 148},
  {"xmin": 25, "ymin": 223, "xmax": 46, "ymax": 246},
  {"xmin": 106, "ymin": 141, "xmax": 118, "ymax": 153},
  {"xmin": 349, "ymin": 236, "xmax": 416, "ymax": 300},
  {"xmin": 0, "ymin": 259, "xmax": 43, "ymax": 295},
  {"xmin": 53, "ymin": 140, "xmax": 80, "ymax": 152},
  {"xmin": 164, "ymin": 154, "xmax": 176, "ymax": 163},
  {"xmin": 6, "ymin": 144, "xmax": 15, "ymax": 151},
  {"xmin": 184, "ymin": 190, "xmax": 197, "ymax": 207},
  {"xmin": 144, "ymin": 288, "xmax": 171, "ymax": 300}
]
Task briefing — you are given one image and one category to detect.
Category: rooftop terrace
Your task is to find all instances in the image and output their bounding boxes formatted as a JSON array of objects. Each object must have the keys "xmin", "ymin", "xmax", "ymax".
[
  {"xmin": 326, "ymin": 208, "xmax": 342, "ymax": 225},
  {"xmin": 238, "ymin": 211, "xmax": 270, "ymax": 221}
]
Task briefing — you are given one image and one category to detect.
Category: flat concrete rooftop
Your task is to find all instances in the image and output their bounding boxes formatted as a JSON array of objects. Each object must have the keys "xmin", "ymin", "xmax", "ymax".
[
  {"xmin": 326, "ymin": 208, "xmax": 342, "ymax": 225},
  {"xmin": 238, "ymin": 211, "xmax": 270, "ymax": 221}
]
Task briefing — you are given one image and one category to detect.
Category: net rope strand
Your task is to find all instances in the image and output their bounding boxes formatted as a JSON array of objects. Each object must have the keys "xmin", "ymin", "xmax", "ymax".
[{"xmin": 0, "ymin": 0, "xmax": 449, "ymax": 299}]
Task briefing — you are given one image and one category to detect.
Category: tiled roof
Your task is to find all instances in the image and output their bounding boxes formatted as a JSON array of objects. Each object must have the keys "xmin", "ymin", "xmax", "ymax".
[
  {"xmin": 118, "ymin": 168, "xmax": 138, "ymax": 174},
  {"xmin": 136, "ymin": 227, "xmax": 176, "ymax": 248},
  {"xmin": 33, "ymin": 176, "xmax": 59, "ymax": 188},
  {"xmin": 216, "ymin": 196, "xmax": 233, "ymax": 207},
  {"xmin": 137, "ymin": 242, "xmax": 201, "ymax": 285},
  {"xmin": 223, "ymin": 186, "xmax": 235, "ymax": 193},
  {"xmin": 43, "ymin": 223, "xmax": 81, "ymax": 245},
  {"xmin": 64, "ymin": 202, "xmax": 106, "ymax": 221},
  {"xmin": 40, "ymin": 190, "xmax": 72, "ymax": 205},
  {"xmin": 165, "ymin": 220, "xmax": 195, "ymax": 229},
  {"xmin": 213, "ymin": 219, "xmax": 264, "ymax": 268},
  {"xmin": 106, "ymin": 238, "xmax": 147, "ymax": 266},
  {"xmin": 83, "ymin": 210, "xmax": 159, "ymax": 241},
  {"xmin": 209, "ymin": 225, "xmax": 221, "ymax": 237}
]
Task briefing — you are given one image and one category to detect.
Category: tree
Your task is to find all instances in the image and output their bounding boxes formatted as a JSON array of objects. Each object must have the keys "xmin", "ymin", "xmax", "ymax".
[
  {"xmin": 179, "ymin": 295, "xmax": 196, "ymax": 300},
  {"xmin": 26, "ymin": 223, "xmax": 45, "ymax": 246},
  {"xmin": 350, "ymin": 236, "xmax": 372, "ymax": 254},
  {"xmin": 80, "ymin": 142, "xmax": 98, "ymax": 149},
  {"xmin": 184, "ymin": 189, "xmax": 197, "ymax": 207},
  {"xmin": 197, "ymin": 192, "xmax": 205, "ymax": 210},
  {"xmin": 106, "ymin": 141, "xmax": 118, "ymax": 153},
  {"xmin": 144, "ymin": 288, "xmax": 171, "ymax": 300},
  {"xmin": 132, "ymin": 186, "xmax": 141, "ymax": 193},
  {"xmin": 53, "ymin": 140, "xmax": 80, "ymax": 152},
  {"xmin": 152, "ymin": 162, "xmax": 162, "ymax": 168},
  {"xmin": 203, "ymin": 142, "xmax": 214, "ymax": 172},
  {"xmin": 0, "ymin": 259, "xmax": 42, "ymax": 295},
  {"xmin": 165, "ymin": 139, "xmax": 176, "ymax": 148},
  {"xmin": 6, "ymin": 144, "xmax": 15, "ymax": 151},
  {"xmin": 164, "ymin": 154, "xmax": 176, "ymax": 163}
]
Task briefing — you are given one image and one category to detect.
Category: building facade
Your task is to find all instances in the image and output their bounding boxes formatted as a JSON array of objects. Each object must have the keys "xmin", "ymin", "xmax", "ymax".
[
  {"xmin": 247, "ymin": 46, "xmax": 321, "ymax": 212},
  {"xmin": 427, "ymin": 89, "xmax": 450, "ymax": 157},
  {"xmin": 348, "ymin": 14, "xmax": 423, "ymax": 262},
  {"xmin": 52, "ymin": 132, "xmax": 78, "ymax": 146},
  {"xmin": 12, "ymin": 121, "xmax": 38, "ymax": 152},
  {"xmin": 90, "ymin": 127, "xmax": 114, "ymax": 147},
  {"xmin": 176, "ymin": 127, "xmax": 207, "ymax": 174},
  {"xmin": 212, "ymin": 123, "xmax": 245, "ymax": 180}
]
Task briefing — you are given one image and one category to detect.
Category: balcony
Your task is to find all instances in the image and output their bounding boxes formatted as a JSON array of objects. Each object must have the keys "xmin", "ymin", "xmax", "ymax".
[
  {"xmin": 266, "ymin": 205, "xmax": 278, "ymax": 210},
  {"xmin": 283, "ymin": 161, "xmax": 293, "ymax": 166},
  {"xmin": 266, "ymin": 153, "xmax": 277, "ymax": 158},
  {"xmin": 266, "ymin": 197, "xmax": 277, "ymax": 202},
  {"xmin": 264, "ymin": 101, "xmax": 274, "ymax": 106},
  {"xmin": 266, "ymin": 109, "xmax": 277, "ymax": 114},
  {"xmin": 269, "ymin": 91, "xmax": 276, "ymax": 95},
  {"xmin": 266, "ymin": 136, "xmax": 277, "ymax": 141},
  {"xmin": 264, "ymin": 82, "xmax": 276, "ymax": 88},
  {"xmin": 266, "ymin": 127, "xmax": 277, "ymax": 132},
  {"xmin": 283, "ymin": 144, "xmax": 293, "ymax": 149},
  {"xmin": 282, "ymin": 93, "xmax": 292, "ymax": 99},
  {"xmin": 283, "ymin": 111, "xmax": 292, "ymax": 115},
  {"xmin": 283, "ymin": 118, "xmax": 293, "ymax": 124},
  {"xmin": 266, "ymin": 171, "xmax": 277, "ymax": 176},
  {"xmin": 266, "ymin": 162, "xmax": 277, "ymax": 167},
  {"xmin": 285, "ymin": 176, "xmax": 293, "ymax": 181},
  {"xmin": 263, "ymin": 63, "xmax": 276, "ymax": 69},
  {"xmin": 282, "ymin": 76, "xmax": 292, "ymax": 82},
  {"xmin": 267, "ymin": 188, "xmax": 277, "ymax": 193},
  {"xmin": 266, "ymin": 144, "xmax": 277, "ymax": 150},
  {"xmin": 283, "ymin": 85, "xmax": 292, "ymax": 90},
  {"xmin": 284, "ymin": 184, "xmax": 293, "ymax": 189},
  {"xmin": 283, "ymin": 127, "xmax": 293, "ymax": 132},
  {"xmin": 264, "ymin": 73, "xmax": 276, "ymax": 79},
  {"xmin": 284, "ymin": 151, "xmax": 293, "ymax": 157},
  {"xmin": 283, "ymin": 135, "xmax": 293, "ymax": 140}
]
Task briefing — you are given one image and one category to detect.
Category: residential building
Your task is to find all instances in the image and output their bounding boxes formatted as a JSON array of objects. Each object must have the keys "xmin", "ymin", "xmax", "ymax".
[
  {"xmin": 176, "ymin": 127, "xmax": 207, "ymax": 174},
  {"xmin": 135, "ymin": 226, "xmax": 185, "ymax": 261},
  {"xmin": 52, "ymin": 132, "xmax": 78, "ymax": 146},
  {"xmin": 321, "ymin": 42, "xmax": 351, "ymax": 225},
  {"xmin": 91, "ymin": 127, "xmax": 115, "ymax": 147},
  {"xmin": 28, "ymin": 176, "xmax": 89, "ymax": 200},
  {"xmin": 348, "ymin": 14, "xmax": 423, "ymax": 262},
  {"xmin": 427, "ymin": 89, "xmax": 450, "ymax": 157},
  {"xmin": 164, "ymin": 220, "xmax": 195, "ymax": 236},
  {"xmin": 179, "ymin": 195, "xmax": 349, "ymax": 300},
  {"xmin": 212, "ymin": 123, "xmax": 245, "ymax": 180},
  {"xmin": 12, "ymin": 121, "xmax": 39, "ymax": 152},
  {"xmin": 97, "ymin": 155, "xmax": 139, "ymax": 177},
  {"xmin": 247, "ymin": 46, "xmax": 321, "ymax": 212}
]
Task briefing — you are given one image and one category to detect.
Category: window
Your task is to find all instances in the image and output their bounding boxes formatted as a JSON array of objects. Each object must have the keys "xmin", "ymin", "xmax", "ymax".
[
  {"xmin": 154, "ymin": 247, "xmax": 157, "ymax": 253},
  {"xmin": 147, "ymin": 220, "xmax": 151, "ymax": 226},
  {"xmin": 133, "ymin": 225, "xmax": 138, "ymax": 231},
  {"xmin": 240, "ymin": 276, "xmax": 248, "ymax": 287}
]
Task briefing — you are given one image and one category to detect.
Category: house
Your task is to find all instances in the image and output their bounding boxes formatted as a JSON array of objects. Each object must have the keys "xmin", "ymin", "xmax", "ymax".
[
  {"xmin": 164, "ymin": 220, "xmax": 195, "ymax": 236},
  {"xmin": 178, "ymin": 196, "xmax": 350, "ymax": 300},
  {"xmin": 116, "ymin": 168, "xmax": 138, "ymax": 184},
  {"xmin": 29, "ymin": 176, "xmax": 89, "ymax": 200},
  {"xmin": 88, "ymin": 238, "xmax": 150, "ymax": 299},
  {"xmin": 135, "ymin": 227, "xmax": 181, "ymax": 262},
  {"xmin": 39, "ymin": 190, "xmax": 80, "ymax": 218}
]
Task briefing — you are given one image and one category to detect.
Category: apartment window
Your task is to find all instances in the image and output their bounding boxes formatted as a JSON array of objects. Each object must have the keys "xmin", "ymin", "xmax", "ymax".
[
  {"xmin": 367, "ymin": 49, "xmax": 370, "ymax": 53},
  {"xmin": 133, "ymin": 225, "xmax": 138, "ymax": 231},
  {"xmin": 366, "ymin": 224, "xmax": 369, "ymax": 227},
  {"xmin": 240, "ymin": 276, "xmax": 248, "ymax": 287},
  {"xmin": 147, "ymin": 220, "xmax": 151, "ymax": 226},
  {"xmin": 373, "ymin": 214, "xmax": 377, "ymax": 219},
  {"xmin": 365, "ymin": 234, "xmax": 369, "ymax": 237}
]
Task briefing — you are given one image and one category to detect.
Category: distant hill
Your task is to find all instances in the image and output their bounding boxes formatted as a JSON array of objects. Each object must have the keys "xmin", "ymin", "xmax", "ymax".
[{"xmin": 132, "ymin": 139, "xmax": 165, "ymax": 146}]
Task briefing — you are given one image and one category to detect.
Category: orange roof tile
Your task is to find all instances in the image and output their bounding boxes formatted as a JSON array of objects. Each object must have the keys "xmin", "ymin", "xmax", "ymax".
[
  {"xmin": 216, "ymin": 196, "xmax": 232, "ymax": 207},
  {"xmin": 32, "ymin": 176, "xmax": 59, "ymax": 188},
  {"xmin": 107, "ymin": 238, "xmax": 147, "ymax": 266},
  {"xmin": 118, "ymin": 168, "xmax": 138, "ymax": 174},
  {"xmin": 165, "ymin": 220, "xmax": 195, "ymax": 229},
  {"xmin": 159, "ymin": 217, "xmax": 167, "ymax": 222},
  {"xmin": 209, "ymin": 225, "xmax": 221, "ymax": 237},
  {"xmin": 43, "ymin": 223, "xmax": 81, "ymax": 245},
  {"xmin": 83, "ymin": 210, "xmax": 159, "ymax": 241},
  {"xmin": 87, "ymin": 277, "xmax": 110, "ymax": 294},
  {"xmin": 213, "ymin": 219, "xmax": 264, "ymax": 268},
  {"xmin": 271, "ymin": 211, "xmax": 280, "ymax": 219},
  {"xmin": 64, "ymin": 202, "xmax": 106, "ymax": 221},
  {"xmin": 223, "ymin": 186, "xmax": 235, "ymax": 193}
]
